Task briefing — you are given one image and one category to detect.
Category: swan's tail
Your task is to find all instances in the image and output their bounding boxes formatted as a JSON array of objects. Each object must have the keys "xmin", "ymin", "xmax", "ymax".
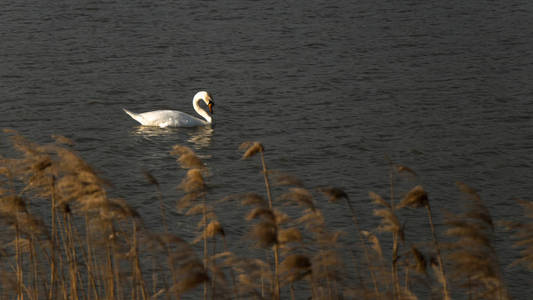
[{"xmin": 123, "ymin": 108, "xmax": 145, "ymax": 125}]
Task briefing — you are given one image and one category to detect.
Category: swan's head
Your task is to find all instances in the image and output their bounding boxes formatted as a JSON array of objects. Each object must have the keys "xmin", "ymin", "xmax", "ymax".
[{"xmin": 194, "ymin": 91, "xmax": 215, "ymax": 114}]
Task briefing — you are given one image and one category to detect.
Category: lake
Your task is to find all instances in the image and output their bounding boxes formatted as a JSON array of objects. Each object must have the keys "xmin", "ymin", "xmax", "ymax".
[{"xmin": 1, "ymin": 0, "xmax": 532, "ymax": 298}]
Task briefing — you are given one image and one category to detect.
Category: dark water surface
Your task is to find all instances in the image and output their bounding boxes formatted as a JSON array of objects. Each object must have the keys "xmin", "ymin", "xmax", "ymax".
[{"xmin": 1, "ymin": 0, "xmax": 532, "ymax": 297}]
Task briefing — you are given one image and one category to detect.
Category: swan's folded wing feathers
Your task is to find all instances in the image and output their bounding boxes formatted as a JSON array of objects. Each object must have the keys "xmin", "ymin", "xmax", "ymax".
[
  {"xmin": 124, "ymin": 109, "xmax": 207, "ymax": 127},
  {"xmin": 159, "ymin": 121, "xmax": 170, "ymax": 128}
]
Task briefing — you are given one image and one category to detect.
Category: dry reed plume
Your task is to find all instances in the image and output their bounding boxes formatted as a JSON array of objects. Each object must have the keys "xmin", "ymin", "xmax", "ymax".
[
  {"xmin": 444, "ymin": 182, "xmax": 510, "ymax": 300},
  {"xmin": 504, "ymin": 200, "xmax": 533, "ymax": 271}
]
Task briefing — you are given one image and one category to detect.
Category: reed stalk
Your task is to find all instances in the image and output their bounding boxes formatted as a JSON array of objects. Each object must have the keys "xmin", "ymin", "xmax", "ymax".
[
  {"xmin": 145, "ymin": 171, "xmax": 181, "ymax": 298},
  {"xmin": 389, "ymin": 165, "xmax": 400, "ymax": 300},
  {"xmin": 84, "ymin": 214, "xmax": 99, "ymax": 300},
  {"xmin": 57, "ymin": 209, "xmax": 78, "ymax": 300},
  {"xmin": 259, "ymin": 149, "xmax": 280, "ymax": 300},
  {"xmin": 105, "ymin": 232, "xmax": 115, "ymax": 300},
  {"xmin": 49, "ymin": 176, "xmax": 57, "ymax": 300},
  {"xmin": 66, "ymin": 214, "xmax": 93, "ymax": 300},
  {"xmin": 397, "ymin": 184, "xmax": 451, "ymax": 300},
  {"xmin": 111, "ymin": 225, "xmax": 121, "ymax": 300},
  {"xmin": 241, "ymin": 142, "xmax": 280, "ymax": 299},
  {"xmin": 203, "ymin": 196, "xmax": 209, "ymax": 300},
  {"xmin": 426, "ymin": 203, "xmax": 450, "ymax": 300},
  {"xmin": 15, "ymin": 221, "xmax": 23, "ymax": 300},
  {"xmin": 132, "ymin": 220, "xmax": 148, "ymax": 300},
  {"xmin": 322, "ymin": 187, "xmax": 381, "ymax": 299},
  {"xmin": 211, "ymin": 237, "xmax": 216, "ymax": 300},
  {"xmin": 349, "ymin": 201, "xmax": 381, "ymax": 298},
  {"xmin": 29, "ymin": 235, "xmax": 38, "ymax": 300}
]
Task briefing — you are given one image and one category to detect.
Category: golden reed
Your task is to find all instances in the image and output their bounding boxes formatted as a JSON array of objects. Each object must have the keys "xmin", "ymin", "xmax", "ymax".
[{"xmin": 0, "ymin": 131, "xmax": 528, "ymax": 300}]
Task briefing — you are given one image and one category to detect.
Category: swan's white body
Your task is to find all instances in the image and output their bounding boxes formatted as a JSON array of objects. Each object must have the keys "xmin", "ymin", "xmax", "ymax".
[{"xmin": 123, "ymin": 91, "xmax": 214, "ymax": 128}]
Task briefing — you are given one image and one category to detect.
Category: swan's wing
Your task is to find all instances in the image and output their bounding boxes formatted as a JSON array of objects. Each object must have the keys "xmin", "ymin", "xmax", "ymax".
[{"xmin": 137, "ymin": 110, "xmax": 207, "ymax": 127}]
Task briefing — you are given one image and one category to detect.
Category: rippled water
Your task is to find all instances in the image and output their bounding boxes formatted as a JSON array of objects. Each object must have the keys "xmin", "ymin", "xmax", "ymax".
[{"xmin": 1, "ymin": 0, "xmax": 532, "ymax": 297}]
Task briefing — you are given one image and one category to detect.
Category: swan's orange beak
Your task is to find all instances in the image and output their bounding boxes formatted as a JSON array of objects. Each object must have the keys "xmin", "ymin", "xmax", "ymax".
[{"xmin": 208, "ymin": 101, "xmax": 214, "ymax": 114}]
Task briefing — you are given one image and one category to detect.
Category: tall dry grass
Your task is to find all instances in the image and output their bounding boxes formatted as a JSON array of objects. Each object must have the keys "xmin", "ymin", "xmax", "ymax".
[{"xmin": 0, "ymin": 131, "xmax": 528, "ymax": 300}]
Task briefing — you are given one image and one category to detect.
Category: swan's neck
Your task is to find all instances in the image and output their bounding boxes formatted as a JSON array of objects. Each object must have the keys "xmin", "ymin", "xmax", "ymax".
[{"xmin": 193, "ymin": 96, "xmax": 212, "ymax": 124}]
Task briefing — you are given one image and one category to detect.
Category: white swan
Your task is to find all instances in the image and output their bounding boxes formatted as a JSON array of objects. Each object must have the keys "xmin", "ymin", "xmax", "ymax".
[{"xmin": 123, "ymin": 91, "xmax": 214, "ymax": 128}]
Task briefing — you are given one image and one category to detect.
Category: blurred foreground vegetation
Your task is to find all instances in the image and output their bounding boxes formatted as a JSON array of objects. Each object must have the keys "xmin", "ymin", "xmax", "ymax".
[{"xmin": 0, "ymin": 130, "xmax": 530, "ymax": 300}]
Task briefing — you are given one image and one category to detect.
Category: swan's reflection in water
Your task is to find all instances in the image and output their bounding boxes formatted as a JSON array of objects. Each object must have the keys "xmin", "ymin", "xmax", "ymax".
[
  {"xmin": 131, "ymin": 125, "xmax": 213, "ymax": 150},
  {"xmin": 132, "ymin": 126, "xmax": 179, "ymax": 137},
  {"xmin": 186, "ymin": 126, "xmax": 214, "ymax": 149}
]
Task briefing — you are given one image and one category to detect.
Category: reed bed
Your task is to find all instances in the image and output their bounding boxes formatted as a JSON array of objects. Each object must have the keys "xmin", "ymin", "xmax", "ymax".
[{"xmin": 0, "ymin": 131, "xmax": 529, "ymax": 299}]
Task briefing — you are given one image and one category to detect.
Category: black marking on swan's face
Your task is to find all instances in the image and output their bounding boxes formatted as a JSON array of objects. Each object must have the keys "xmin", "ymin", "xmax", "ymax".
[
  {"xmin": 206, "ymin": 94, "xmax": 214, "ymax": 114},
  {"xmin": 208, "ymin": 100, "xmax": 214, "ymax": 114}
]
